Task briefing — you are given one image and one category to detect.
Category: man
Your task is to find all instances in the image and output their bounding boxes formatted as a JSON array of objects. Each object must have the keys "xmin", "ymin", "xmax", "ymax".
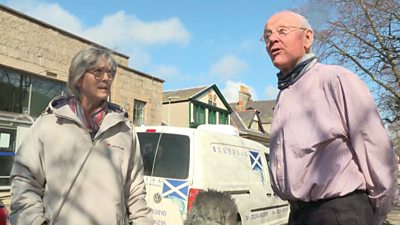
[{"xmin": 263, "ymin": 10, "xmax": 398, "ymax": 225}]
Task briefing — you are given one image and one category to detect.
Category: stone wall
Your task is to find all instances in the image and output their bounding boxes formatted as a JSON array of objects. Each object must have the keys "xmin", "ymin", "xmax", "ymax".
[
  {"xmin": 113, "ymin": 66, "xmax": 163, "ymax": 125},
  {"xmin": 0, "ymin": 5, "xmax": 163, "ymax": 124}
]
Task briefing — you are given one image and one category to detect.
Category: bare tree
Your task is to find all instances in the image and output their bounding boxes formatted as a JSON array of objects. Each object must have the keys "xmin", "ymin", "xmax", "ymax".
[
  {"xmin": 388, "ymin": 121, "xmax": 400, "ymax": 156},
  {"xmin": 299, "ymin": 0, "xmax": 399, "ymax": 124}
]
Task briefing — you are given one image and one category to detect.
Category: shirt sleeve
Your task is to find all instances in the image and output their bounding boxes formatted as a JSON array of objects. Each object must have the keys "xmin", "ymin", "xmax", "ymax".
[
  {"xmin": 125, "ymin": 130, "xmax": 154, "ymax": 225},
  {"xmin": 331, "ymin": 67, "xmax": 398, "ymax": 222},
  {"xmin": 9, "ymin": 118, "xmax": 48, "ymax": 225}
]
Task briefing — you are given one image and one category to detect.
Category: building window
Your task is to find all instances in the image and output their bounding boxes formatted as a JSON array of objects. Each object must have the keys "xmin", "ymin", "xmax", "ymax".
[
  {"xmin": 192, "ymin": 104, "xmax": 205, "ymax": 127},
  {"xmin": 0, "ymin": 66, "xmax": 66, "ymax": 118},
  {"xmin": 208, "ymin": 110, "xmax": 216, "ymax": 124},
  {"xmin": 133, "ymin": 100, "xmax": 146, "ymax": 126},
  {"xmin": 207, "ymin": 92, "xmax": 217, "ymax": 106},
  {"xmin": 219, "ymin": 112, "xmax": 229, "ymax": 125}
]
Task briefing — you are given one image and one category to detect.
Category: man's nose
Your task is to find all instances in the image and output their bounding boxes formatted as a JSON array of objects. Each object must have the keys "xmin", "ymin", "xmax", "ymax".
[
  {"xmin": 268, "ymin": 33, "xmax": 280, "ymax": 43},
  {"xmin": 266, "ymin": 36, "xmax": 278, "ymax": 51}
]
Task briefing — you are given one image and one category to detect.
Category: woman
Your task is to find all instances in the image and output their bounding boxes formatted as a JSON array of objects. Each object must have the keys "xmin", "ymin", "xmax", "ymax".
[{"xmin": 10, "ymin": 47, "xmax": 154, "ymax": 225}]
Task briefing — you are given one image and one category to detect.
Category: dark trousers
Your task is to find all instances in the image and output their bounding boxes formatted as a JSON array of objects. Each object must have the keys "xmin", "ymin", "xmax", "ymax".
[{"xmin": 288, "ymin": 191, "xmax": 376, "ymax": 225}]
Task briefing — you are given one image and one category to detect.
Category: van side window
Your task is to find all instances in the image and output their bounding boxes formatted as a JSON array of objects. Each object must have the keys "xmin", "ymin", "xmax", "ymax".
[
  {"xmin": 264, "ymin": 153, "xmax": 270, "ymax": 165},
  {"xmin": 138, "ymin": 133, "xmax": 190, "ymax": 179}
]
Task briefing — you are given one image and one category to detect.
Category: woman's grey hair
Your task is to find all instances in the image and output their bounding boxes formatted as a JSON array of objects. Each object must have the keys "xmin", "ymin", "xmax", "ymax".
[
  {"xmin": 68, "ymin": 47, "xmax": 117, "ymax": 96},
  {"xmin": 184, "ymin": 189, "xmax": 238, "ymax": 225}
]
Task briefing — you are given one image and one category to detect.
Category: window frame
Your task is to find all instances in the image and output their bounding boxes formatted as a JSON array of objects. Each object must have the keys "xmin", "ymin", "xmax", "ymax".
[{"xmin": 133, "ymin": 99, "xmax": 146, "ymax": 126}]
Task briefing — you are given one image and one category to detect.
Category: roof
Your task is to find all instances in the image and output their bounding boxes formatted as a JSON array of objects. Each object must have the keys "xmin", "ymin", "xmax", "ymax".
[
  {"xmin": 236, "ymin": 110, "xmax": 258, "ymax": 127},
  {"xmin": 118, "ymin": 64, "xmax": 164, "ymax": 83},
  {"xmin": 245, "ymin": 100, "xmax": 275, "ymax": 123},
  {"xmin": 230, "ymin": 111, "xmax": 269, "ymax": 140},
  {"xmin": 163, "ymin": 86, "xmax": 207, "ymax": 103},
  {"xmin": 163, "ymin": 84, "xmax": 233, "ymax": 113},
  {"xmin": 230, "ymin": 111, "xmax": 247, "ymax": 132},
  {"xmin": 228, "ymin": 97, "xmax": 274, "ymax": 145}
]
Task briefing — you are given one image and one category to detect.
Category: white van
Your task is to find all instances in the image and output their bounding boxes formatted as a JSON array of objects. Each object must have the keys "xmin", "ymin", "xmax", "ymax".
[{"xmin": 136, "ymin": 125, "xmax": 289, "ymax": 225}]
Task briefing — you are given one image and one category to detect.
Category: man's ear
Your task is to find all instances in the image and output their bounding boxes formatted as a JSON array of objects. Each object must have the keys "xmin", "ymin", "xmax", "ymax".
[{"xmin": 304, "ymin": 29, "xmax": 314, "ymax": 50}]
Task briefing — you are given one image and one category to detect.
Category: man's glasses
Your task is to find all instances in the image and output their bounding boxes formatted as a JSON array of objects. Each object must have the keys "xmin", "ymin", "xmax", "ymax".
[
  {"xmin": 86, "ymin": 67, "xmax": 116, "ymax": 80},
  {"xmin": 260, "ymin": 26, "xmax": 307, "ymax": 43}
]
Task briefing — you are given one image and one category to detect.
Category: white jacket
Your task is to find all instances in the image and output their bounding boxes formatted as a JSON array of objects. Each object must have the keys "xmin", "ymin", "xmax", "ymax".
[{"xmin": 10, "ymin": 96, "xmax": 154, "ymax": 225}]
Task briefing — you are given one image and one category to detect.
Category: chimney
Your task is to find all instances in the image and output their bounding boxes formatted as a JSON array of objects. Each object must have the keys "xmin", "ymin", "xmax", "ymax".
[{"xmin": 238, "ymin": 85, "xmax": 252, "ymax": 111}]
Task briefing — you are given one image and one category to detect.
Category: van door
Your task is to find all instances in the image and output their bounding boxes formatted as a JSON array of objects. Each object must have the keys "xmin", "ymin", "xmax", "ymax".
[
  {"xmin": 247, "ymin": 149, "xmax": 273, "ymax": 223},
  {"xmin": 262, "ymin": 152, "xmax": 290, "ymax": 224},
  {"xmin": 138, "ymin": 131, "xmax": 191, "ymax": 225}
]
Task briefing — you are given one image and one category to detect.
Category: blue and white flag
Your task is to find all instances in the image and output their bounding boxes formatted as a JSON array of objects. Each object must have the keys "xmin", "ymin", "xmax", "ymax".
[
  {"xmin": 249, "ymin": 150, "xmax": 262, "ymax": 171},
  {"xmin": 162, "ymin": 179, "xmax": 189, "ymax": 201}
]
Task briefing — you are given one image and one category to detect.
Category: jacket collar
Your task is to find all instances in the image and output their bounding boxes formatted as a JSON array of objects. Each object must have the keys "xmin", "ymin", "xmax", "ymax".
[{"xmin": 46, "ymin": 96, "xmax": 128, "ymax": 139}]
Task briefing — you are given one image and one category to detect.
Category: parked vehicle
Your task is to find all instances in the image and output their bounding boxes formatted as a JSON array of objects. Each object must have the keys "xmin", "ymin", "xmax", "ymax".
[
  {"xmin": 0, "ymin": 200, "xmax": 9, "ymax": 225},
  {"xmin": 136, "ymin": 125, "xmax": 289, "ymax": 225},
  {"xmin": 0, "ymin": 111, "xmax": 33, "ymax": 190}
]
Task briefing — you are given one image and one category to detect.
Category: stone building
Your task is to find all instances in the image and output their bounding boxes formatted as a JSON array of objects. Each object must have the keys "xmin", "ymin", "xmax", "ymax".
[
  {"xmin": 0, "ymin": 4, "xmax": 163, "ymax": 188},
  {"xmin": 0, "ymin": 4, "xmax": 164, "ymax": 124}
]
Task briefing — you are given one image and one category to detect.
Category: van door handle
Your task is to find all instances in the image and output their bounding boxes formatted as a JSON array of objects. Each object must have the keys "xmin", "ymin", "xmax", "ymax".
[{"xmin": 267, "ymin": 193, "xmax": 272, "ymax": 197}]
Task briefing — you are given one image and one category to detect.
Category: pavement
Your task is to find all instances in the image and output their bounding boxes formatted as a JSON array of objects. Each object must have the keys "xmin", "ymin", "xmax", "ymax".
[
  {"xmin": 383, "ymin": 171, "xmax": 400, "ymax": 225},
  {"xmin": 385, "ymin": 204, "xmax": 400, "ymax": 225}
]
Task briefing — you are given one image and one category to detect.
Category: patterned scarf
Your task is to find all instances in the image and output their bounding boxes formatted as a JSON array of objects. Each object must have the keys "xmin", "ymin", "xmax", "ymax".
[
  {"xmin": 277, "ymin": 53, "xmax": 318, "ymax": 90},
  {"xmin": 68, "ymin": 97, "xmax": 107, "ymax": 137}
]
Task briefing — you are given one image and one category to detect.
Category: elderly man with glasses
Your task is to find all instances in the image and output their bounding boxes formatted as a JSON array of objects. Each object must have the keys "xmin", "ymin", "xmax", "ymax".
[{"xmin": 262, "ymin": 10, "xmax": 398, "ymax": 225}]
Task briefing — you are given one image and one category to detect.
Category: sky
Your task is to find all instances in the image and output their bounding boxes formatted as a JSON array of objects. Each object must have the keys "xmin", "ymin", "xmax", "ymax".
[{"xmin": 1, "ymin": 0, "xmax": 308, "ymax": 102}]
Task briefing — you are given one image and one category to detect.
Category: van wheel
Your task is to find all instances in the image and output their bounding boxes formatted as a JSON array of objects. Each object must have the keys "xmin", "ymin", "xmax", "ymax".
[{"xmin": 236, "ymin": 214, "xmax": 242, "ymax": 225}]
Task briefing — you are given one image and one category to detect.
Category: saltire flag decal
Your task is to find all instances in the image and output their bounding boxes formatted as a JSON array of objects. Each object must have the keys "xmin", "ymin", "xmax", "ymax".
[
  {"xmin": 249, "ymin": 151, "xmax": 262, "ymax": 170},
  {"xmin": 162, "ymin": 179, "xmax": 189, "ymax": 201}
]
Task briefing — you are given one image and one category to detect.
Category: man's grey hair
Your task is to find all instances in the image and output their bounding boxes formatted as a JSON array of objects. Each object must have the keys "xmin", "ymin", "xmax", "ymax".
[
  {"xmin": 184, "ymin": 189, "xmax": 239, "ymax": 225},
  {"xmin": 68, "ymin": 47, "xmax": 117, "ymax": 96},
  {"xmin": 279, "ymin": 10, "xmax": 312, "ymax": 30}
]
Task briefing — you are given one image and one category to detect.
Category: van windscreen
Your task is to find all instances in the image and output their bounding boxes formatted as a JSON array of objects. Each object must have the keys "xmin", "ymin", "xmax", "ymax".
[{"xmin": 138, "ymin": 132, "xmax": 190, "ymax": 179}]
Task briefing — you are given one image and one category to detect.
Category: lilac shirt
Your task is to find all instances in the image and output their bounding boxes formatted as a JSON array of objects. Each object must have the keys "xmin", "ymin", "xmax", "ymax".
[{"xmin": 269, "ymin": 63, "xmax": 398, "ymax": 221}]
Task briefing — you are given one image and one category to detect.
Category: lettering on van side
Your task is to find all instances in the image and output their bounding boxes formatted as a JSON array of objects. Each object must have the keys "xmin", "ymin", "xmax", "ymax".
[
  {"xmin": 154, "ymin": 220, "xmax": 166, "ymax": 225},
  {"xmin": 152, "ymin": 209, "xmax": 167, "ymax": 216},
  {"xmin": 211, "ymin": 145, "xmax": 248, "ymax": 157},
  {"xmin": 250, "ymin": 211, "xmax": 270, "ymax": 221},
  {"xmin": 247, "ymin": 206, "xmax": 289, "ymax": 222},
  {"xmin": 144, "ymin": 177, "xmax": 163, "ymax": 186}
]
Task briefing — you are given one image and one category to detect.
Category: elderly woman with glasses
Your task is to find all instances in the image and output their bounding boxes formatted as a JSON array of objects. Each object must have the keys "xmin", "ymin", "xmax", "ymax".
[{"xmin": 10, "ymin": 47, "xmax": 154, "ymax": 225}]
